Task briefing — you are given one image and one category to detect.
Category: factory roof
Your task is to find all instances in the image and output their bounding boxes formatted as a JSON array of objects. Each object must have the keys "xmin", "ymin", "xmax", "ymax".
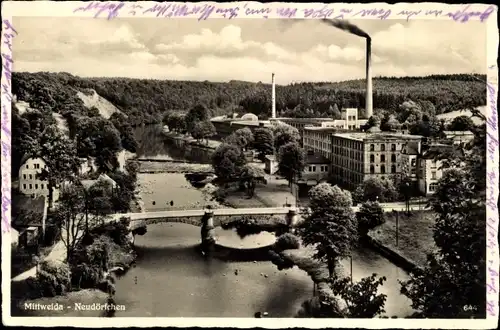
[
  {"xmin": 332, "ymin": 132, "xmax": 423, "ymax": 142},
  {"xmin": 303, "ymin": 126, "xmax": 340, "ymax": 133},
  {"xmin": 276, "ymin": 117, "xmax": 335, "ymax": 122}
]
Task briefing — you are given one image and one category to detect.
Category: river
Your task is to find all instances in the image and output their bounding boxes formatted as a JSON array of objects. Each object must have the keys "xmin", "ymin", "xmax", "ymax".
[{"xmin": 120, "ymin": 125, "xmax": 415, "ymax": 318}]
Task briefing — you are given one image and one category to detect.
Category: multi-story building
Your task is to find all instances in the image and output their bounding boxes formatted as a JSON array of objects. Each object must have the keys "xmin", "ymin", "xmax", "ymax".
[
  {"xmin": 330, "ymin": 130, "xmax": 423, "ymax": 189},
  {"xmin": 416, "ymin": 143, "xmax": 465, "ymax": 196},
  {"xmin": 18, "ymin": 156, "xmax": 94, "ymax": 206},
  {"xmin": 18, "ymin": 156, "xmax": 60, "ymax": 203},
  {"xmin": 302, "ymin": 127, "xmax": 338, "ymax": 160}
]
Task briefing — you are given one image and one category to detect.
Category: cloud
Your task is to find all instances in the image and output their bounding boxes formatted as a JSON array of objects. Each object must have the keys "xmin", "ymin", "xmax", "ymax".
[{"xmin": 13, "ymin": 18, "xmax": 486, "ymax": 84}]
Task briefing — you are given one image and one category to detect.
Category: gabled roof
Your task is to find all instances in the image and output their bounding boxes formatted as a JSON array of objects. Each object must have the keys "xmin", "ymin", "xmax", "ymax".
[
  {"xmin": 81, "ymin": 173, "xmax": 117, "ymax": 189},
  {"xmin": 19, "ymin": 154, "xmax": 46, "ymax": 168},
  {"xmin": 11, "ymin": 195, "xmax": 46, "ymax": 229}
]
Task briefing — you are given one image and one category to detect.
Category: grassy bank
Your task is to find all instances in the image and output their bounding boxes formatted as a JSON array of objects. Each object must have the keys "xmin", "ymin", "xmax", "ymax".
[{"xmin": 368, "ymin": 211, "xmax": 436, "ymax": 268}]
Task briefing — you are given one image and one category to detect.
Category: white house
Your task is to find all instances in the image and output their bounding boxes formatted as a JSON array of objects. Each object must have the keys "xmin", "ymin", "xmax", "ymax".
[
  {"xmin": 18, "ymin": 156, "xmax": 60, "ymax": 204},
  {"xmin": 417, "ymin": 144, "xmax": 465, "ymax": 196}
]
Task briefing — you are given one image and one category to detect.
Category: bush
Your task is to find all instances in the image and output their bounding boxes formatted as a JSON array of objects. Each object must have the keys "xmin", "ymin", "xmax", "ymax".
[
  {"xmin": 36, "ymin": 260, "xmax": 71, "ymax": 297},
  {"xmin": 132, "ymin": 220, "xmax": 147, "ymax": 236},
  {"xmin": 71, "ymin": 263, "xmax": 103, "ymax": 289},
  {"xmin": 268, "ymin": 250, "xmax": 294, "ymax": 270},
  {"xmin": 274, "ymin": 233, "xmax": 300, "ymax": 252}
]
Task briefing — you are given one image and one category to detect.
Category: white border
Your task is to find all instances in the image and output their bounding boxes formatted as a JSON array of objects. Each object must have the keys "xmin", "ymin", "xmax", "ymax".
[{"xmin": 1, "ymin": 1, "xmax": 498, "ymax": 328}]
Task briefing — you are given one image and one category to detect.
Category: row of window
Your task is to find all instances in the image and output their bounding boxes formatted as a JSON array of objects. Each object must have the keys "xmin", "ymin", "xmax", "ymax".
[
  {"xmin": 370, "ymin": 154, "xmax": 397, "ymax": 163},
  {"xmin": 369, "ymin": 165, "xmax": 397, "ymax": 174},
  {"xmin": 370, "ymin": 144, "xmax": 397, "ymax": 152},
  {"xmin": 308, "ymin": 165, "xmax": 329, "ymax": 173},
  {"xmin": 25, "ymin": 163, "xmax": 44, "ymax": 169},
  {"xmin": 22, "ymin": 183, "xmax": 45, "ymax": 190},
  {"xmin": 429, "ymin": 183, "xmax": 437, "ymax": 192},
  {"xmin": 22, "ymin": 174, "xmax": 41, "ymax": 180}
]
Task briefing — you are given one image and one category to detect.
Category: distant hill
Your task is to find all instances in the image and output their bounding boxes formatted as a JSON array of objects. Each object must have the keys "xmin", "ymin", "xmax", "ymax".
[{"xmin": 12, "ymin": 72, "xmax": 487, "ymax": 126}]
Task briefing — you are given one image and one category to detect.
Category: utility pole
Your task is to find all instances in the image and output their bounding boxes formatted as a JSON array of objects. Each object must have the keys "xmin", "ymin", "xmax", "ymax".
[{"xmin": 396, "ymin": 211, "xmax": 399, "ymax": 247}]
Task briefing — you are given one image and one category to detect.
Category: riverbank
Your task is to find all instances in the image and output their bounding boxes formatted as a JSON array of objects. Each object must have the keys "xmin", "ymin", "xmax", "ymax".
[
  {"xmin": 12, "ymin": 222, "xmax": 138, "ymax": 317},
  {"xmin": 137, "ymin": 161, "xmax": 213, "ymax": 174},
  {"xmin": 368, "ymin": 210, "xmax": 436, "ymax": 271}
]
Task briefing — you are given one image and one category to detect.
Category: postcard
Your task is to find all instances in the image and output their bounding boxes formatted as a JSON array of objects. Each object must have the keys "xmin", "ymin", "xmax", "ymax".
[{"xmin": 1, "ymin": 1, "xmax": 498, "ymax": 329}]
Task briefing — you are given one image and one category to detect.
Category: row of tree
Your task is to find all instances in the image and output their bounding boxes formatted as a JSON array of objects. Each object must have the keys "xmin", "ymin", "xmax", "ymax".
[{"xmin": 13, "ymin": 72, "xmax": 487, "ymax": 126}]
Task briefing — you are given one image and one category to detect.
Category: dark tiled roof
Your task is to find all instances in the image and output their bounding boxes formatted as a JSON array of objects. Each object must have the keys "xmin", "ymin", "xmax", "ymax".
[{"xmin": 11, "ymin": 195, "xmax": 46, "ymax": 228}]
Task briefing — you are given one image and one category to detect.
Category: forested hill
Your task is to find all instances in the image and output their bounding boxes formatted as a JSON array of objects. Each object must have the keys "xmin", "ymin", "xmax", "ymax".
[{"xmin": 12, "ymin": 72, "xmax": 486, "ymax": 126}]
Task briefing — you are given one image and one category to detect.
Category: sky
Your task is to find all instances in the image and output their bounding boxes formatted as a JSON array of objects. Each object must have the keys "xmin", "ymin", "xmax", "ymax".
[{"xmin": 13, "ymin": 17, "xmax": 487, "ymax": 84}]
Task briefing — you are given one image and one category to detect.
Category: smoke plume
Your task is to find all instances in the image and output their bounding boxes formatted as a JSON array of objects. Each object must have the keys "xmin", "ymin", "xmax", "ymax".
[{"xmin": 321, "ymin": 19, "xmax": 371, "ymax": 40}]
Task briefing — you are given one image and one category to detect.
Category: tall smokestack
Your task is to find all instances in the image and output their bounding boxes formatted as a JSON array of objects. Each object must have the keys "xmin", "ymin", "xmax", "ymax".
[
  {"xmin": 272, "ymin": 73, "xmax": 276, "ymax": 119},
  {"xmin": 366, "ymin": 38, "xmax": 373, "ymax": 119}
]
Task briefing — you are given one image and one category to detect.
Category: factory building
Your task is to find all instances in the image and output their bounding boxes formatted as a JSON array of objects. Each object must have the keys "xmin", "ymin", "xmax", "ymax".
[{"xmin": 330, "ymin": 129, "xmax": 423, "ymax": 190}]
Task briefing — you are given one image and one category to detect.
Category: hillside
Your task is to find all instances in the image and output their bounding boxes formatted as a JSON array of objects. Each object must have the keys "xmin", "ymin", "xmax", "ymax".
[
  {"xmin": 12, "ymin": 72, "xmax": 487, "ymax": 126},
  {"xmin": 436, "ymin": 105, "xmax": 487, "ymax": 126},
  {"xmin": 76, "ymin": 90, "xmax": 122, "ymax": 120}
]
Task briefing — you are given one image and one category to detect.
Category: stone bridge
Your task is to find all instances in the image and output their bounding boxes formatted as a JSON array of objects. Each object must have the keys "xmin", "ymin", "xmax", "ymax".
[{"xmin": 111, "ymin": 207, "xmax": 300, "ymax": 231}]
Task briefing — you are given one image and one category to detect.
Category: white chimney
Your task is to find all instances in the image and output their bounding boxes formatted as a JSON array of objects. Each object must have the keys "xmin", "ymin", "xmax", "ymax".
[
  {"xmin": 272, "ymin": 73, "xmax": 276, "ymax": 119},
  {"xmin": 365, "ymin": 39, "xmax": 373, "ymax": 119}
]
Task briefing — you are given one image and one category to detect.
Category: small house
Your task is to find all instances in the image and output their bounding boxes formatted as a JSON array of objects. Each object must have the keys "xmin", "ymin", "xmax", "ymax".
[{"xmin": 11, "ymin": 195, "xmax": 48, "ymax": 248}]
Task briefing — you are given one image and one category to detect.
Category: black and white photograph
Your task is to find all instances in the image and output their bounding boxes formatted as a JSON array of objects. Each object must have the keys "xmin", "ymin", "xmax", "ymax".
[{"xmin": 1, "ymin": 1, "xmax": 498, "ymax": 327}]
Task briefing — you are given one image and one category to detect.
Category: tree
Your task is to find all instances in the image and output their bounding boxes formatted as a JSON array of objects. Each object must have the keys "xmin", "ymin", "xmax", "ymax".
[
  {"xmin": 298, "ymin": 183, "xmax": 358, "ymax": 278},
  {"xmin": 400, "ymin": 124, "xmax": 487, "ymax": 317},
  {"xmin": 364, "ymin": 115, "xmax": 381, "ymax": 130},
  {"xmin": 447, "ymin": 115, "xmax": 475, "ymax": 131},
  {"xmin": 211, "ymin": 143, "xmax": 247, "ymax": 181},
  {"xmin": 191, "ymin": 120, "xmax": 216, "ymax": 144},
  {"xmin": 233, "ymin": 127, "xmax": 254, "ymax": 151},
  {"xmin": 353, "ymin": 177, "xmax": 398, "ymax": 204},
  {"xmin": 253, "ymin": 127, "xmax": 274, "ymax": 161},
  {"xmin": 273, "ymin": 122, "xmax": 301, "ymax": 151},
  {"xmin": 380, "ymin": 114, "xmax": 401, "ymax": 132},
  {"xmin": 86, "ymin": 180, "xmax": 114, "ymax": 223},
  {"xmin": 277, "ymin": 142, "xmax": 306, "ymax": 186},
  {"xmin": 109, "ymin": 112, "xmax": 138, "ymax": 153},
  {"xmin": 76, "ymin": 116, "xmax": 122, "ymax": 159},
  {"xmin": 331, "ymin": 273, "xmax": 388, "ymax": 318},
  {"xmin": 164, "ymin": 112, "xmax": 187, "ymax": 133},
  {"xmin": 356, "ymin": 201, "xmax": 385, "ymax": 237},
  {"xmin": 52, "ymin": 185, "xmax": 89, "ymax": 263},
  {"xmin": 36, "ymin": 126, "xmax": 81, "ymax": 209},
  {"xmin": 185, "ymin": 104, "xmax": 211, "ymax": 134}
]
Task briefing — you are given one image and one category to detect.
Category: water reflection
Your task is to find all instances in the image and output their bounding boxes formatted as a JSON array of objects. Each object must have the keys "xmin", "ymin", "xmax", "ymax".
[
  {"xmin": 114, "ymin": 223, "xmax": 414, "ymax": 318},
  {"xmin": 134, "ymin": 125, "xmax": 213, "ymax": 164}
]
